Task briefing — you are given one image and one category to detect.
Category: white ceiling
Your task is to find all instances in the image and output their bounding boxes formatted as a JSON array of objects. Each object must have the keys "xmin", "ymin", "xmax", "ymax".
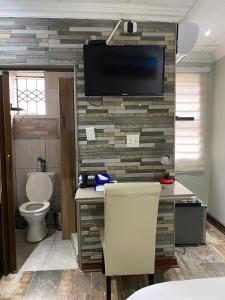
[
  {"xmin": 0, "ymin": 0, "xmax": 195, "ymax": 22},
  {"xmin": 184, "ymin": 0, "xmax": 225, "ymax": 62},
  {"xmin": 1, "ymin": 0, "xmax": 225, "ymax": 62}
]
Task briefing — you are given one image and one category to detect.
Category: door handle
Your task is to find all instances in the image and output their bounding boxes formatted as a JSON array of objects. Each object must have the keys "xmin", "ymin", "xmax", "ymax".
[
  {"xmin": 0, "ymin": 183, "xmax": 2, "ymax": 204},
  {"xmin": 6, "ymin": 154, "xmax": 12, "ymax": 188}
]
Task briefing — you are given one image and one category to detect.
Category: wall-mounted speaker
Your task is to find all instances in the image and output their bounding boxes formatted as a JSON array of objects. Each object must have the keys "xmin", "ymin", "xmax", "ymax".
[{"xmin": 176, "ymin": 22, "xmax": 199, "ymax": 63}]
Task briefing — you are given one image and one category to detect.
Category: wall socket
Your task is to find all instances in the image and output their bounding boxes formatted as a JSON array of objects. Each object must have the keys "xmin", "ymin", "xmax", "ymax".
[{"xmin": 126, "ymin": 134, "xmax": 139, "ymax": 148}]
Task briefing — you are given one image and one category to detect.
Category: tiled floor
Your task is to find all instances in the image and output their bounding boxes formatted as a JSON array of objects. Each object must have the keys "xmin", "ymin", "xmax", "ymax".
[
  {"xmin": 3, "ymin": 222, "xmax": 225, "ymax": 300},
  {"xmin": 16, "ymin": 228, "xmax": 78, "ymax": 272},
  {"xmin": 0, "ymin": 227, "xmax": 78, "ymax": 299},
  {"xmin": 16, "ymin": 229, "xmax": 37, "ymax": 271}
]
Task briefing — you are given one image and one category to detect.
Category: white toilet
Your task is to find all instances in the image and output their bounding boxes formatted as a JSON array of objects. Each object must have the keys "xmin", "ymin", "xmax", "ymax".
[{"xmin": 19, "ymin": 172, "xmax": 56, "ymax": 243}]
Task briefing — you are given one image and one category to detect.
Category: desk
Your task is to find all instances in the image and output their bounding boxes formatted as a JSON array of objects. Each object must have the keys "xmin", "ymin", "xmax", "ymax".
[{"xmin": 75, "ymin": 181, "xmax": 196, "ymax": 271}]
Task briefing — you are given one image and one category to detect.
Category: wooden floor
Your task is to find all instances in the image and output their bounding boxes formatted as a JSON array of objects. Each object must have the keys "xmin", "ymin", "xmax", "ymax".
[{"xmin": 2, "ymin": 222, "xmax": 225, "ymax": 299}]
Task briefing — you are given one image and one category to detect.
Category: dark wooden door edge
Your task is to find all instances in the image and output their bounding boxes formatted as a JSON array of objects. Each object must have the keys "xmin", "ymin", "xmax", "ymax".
[
  {"xmin": 0, "ymin": 73, "xmax": 17, "ymax": 274},
  {"xmin": 207, "ymin": 213, "xmax": 225, "ymax": 235},
  {"xmin": 59, "ymin": 77, "xmax": 76, "ymax": 239},
  {"xmin": 81, "ymin": 256, "xmax": 178, "ymax": 273}
]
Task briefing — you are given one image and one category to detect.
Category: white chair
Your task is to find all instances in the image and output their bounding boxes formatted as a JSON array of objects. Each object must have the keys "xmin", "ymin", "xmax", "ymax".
[{"xmin": 101, "ymin": 182, "xmax": 161, "ymax": 300}]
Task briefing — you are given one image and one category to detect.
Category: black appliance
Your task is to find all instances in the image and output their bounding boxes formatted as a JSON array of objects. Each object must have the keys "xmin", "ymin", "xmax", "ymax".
[
  {"xmin": 175, "ymin": 200, "xmax": 207, "ymax": 245},
  {"xmin": 83, "ymin": 45, "xmax": 165, "ymax": 96},
  {"xmin": 79, "ymin": 173, "xmax": 97, "ymax": 188}
]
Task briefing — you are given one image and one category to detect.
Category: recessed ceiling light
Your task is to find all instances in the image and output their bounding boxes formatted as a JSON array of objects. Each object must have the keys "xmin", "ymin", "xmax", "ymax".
[{"xmin": 205, "ymin": 30, "xmax": 211, "ymax": 36}]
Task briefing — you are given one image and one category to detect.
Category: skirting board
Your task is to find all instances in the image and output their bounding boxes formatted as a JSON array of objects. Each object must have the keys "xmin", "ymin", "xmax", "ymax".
[
  {"xmin": 207, "ymin": 214, "xmax": 225, "ymax": 235},
  {"xmin": 82, "ymin": 256, "xmax": 178, "ymax": 272}
]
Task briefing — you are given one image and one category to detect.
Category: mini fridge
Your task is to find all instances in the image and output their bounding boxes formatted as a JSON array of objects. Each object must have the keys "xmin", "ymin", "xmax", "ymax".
[{"xmin": 175, "ymin": 200, "xmax": 207, "ymax": 245}]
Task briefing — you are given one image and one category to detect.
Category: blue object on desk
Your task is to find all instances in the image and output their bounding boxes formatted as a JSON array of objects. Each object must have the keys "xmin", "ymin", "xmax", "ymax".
[{"xmin": 96, "ymin": 173, "xmax": 110, "ymax": 185}]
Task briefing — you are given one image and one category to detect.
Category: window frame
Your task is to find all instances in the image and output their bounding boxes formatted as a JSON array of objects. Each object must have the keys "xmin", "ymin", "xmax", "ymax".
[{"xmin": 15, "ymin": 75, "xmax": 46, "ymax": 116}]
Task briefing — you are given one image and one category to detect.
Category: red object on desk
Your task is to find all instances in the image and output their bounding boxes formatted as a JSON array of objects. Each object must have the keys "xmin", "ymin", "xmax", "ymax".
[{"xmin": 158, "ymin": 177, "xmax": 174, "ymax": 184}]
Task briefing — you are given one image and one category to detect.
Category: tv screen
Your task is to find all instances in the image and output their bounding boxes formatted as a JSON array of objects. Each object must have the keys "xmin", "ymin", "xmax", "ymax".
[{"xmin": 83, "ymin": 45, "xmax": 165, "ymax": 96}]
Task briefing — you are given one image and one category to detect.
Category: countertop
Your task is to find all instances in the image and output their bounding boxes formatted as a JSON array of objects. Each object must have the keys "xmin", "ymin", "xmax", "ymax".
[{"xmin": 75, "ymin": 181, "xmax": 196, "ymax": 203}]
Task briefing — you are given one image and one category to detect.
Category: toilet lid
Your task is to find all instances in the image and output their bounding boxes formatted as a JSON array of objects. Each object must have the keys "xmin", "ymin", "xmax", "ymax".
[{"xmin": 26, "ymin": 173, "xmax": 53, "ymax": 203}]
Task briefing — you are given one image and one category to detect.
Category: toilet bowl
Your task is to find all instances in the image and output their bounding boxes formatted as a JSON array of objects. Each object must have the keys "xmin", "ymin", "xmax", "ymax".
[{"xmin": 19, "ymin": 172, "xmax": 55, "ymax": 242}]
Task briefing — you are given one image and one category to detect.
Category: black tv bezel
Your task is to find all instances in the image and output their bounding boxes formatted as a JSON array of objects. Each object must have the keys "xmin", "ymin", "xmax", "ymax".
[{"xmin": 83, "ymin": 45, "xmax": 165, "ymax": 97}]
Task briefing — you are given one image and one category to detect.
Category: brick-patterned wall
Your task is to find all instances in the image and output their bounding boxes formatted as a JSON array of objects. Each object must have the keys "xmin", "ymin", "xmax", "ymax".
[
  {"xmin": 0, "ymin": 18, "xmax": 176, "ymax": 181},
  {"xmin": 79, "ymin": 200, "xmax": 174, "ymax": 265}
]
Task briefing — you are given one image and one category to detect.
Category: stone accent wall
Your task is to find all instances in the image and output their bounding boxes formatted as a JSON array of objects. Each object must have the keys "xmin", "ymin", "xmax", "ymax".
[
  {"xmin": 79, "ymin": 201, "xmax": 174, "ymax": 265},
  {"xmin": 0, "ymin": 18, "xmax": 176, "ymax": 181}
]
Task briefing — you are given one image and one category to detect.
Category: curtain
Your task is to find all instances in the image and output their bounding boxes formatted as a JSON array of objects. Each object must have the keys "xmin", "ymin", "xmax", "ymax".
[{"xmin": 175, "ymin": 72, "xmax": 207, "ymax": 172}]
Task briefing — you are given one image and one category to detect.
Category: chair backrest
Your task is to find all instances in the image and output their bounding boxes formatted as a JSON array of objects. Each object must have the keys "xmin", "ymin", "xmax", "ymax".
[{"xmin": 104, "ymin": 182, "xmax": 161, "ymax": 276}]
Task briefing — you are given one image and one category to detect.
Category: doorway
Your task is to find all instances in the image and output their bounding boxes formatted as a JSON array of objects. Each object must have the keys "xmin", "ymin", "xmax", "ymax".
[{"xmin": 0, "ymin": 69, "xmax": 77, "ymax": 275}]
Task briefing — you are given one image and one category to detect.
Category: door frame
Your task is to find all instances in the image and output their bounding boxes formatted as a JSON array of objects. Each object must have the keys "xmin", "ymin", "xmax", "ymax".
[
  {"xmin": 0, "ymin": 66, "xmax": 78, "ymax": 274},
  {"xmin": 59, "ymin": 77, "xmax": 77, "ymax": 239},
  {"xmin": 0, "ymin": 72, "xmax": 17, "ymax": 275}
]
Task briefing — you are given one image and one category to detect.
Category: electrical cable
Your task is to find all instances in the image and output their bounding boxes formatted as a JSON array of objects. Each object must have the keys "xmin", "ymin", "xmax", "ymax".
[
  {"xmin": 87, "ymin": 96, "xmax": 103, "ymax": 107},
  {"xmin": 175, "ymin": 246, "xmax": 186, "ymax": 255}
]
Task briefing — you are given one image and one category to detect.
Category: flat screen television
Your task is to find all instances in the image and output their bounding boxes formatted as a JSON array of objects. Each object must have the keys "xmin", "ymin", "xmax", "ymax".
[{"xmin": 83, "ymin": 45, "xmax": 165, "ymax": 96}]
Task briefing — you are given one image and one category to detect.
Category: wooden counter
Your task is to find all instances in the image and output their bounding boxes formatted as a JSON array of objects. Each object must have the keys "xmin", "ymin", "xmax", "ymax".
[{"xmin": 75, "ymin": 181, "xmax": 196, "ymax": 271}]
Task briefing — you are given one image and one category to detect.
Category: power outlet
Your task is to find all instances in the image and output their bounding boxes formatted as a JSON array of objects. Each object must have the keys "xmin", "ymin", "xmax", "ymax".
[{"xmin": 126, "ymin": 134, "xmax": 139, "ymax": 148}]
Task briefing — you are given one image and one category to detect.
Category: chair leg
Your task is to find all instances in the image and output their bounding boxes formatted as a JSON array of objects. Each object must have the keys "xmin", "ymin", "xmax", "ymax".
[
  {"xmin": 101, "ymin": 250, "xmax": 105, "ymax": 274},
  {"xmin": 148, "ymin": 274, "xmax": 154, "ymax": 285},
  {"xmin": 106, "ymin": 276, "xmax": 111, "ymax": 300}
]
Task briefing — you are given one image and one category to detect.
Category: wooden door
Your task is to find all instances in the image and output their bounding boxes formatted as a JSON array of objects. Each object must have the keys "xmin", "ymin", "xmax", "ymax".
[
  {"xmin": 0, "ymin": 72, "xmax": 17, "ymax": 275},
  {"xmin": 59, "ymin": 77, "xmax": 76, "ymax": 239}
]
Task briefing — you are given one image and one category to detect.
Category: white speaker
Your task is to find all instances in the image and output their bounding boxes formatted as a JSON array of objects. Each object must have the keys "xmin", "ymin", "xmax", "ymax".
[{"xmin": 176, "ymin": 22, "xmax": 199, "ymax": 63}]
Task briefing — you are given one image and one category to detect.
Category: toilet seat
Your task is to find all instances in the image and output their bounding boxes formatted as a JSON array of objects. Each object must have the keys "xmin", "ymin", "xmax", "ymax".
[{"xmin": 19, "ymin": 201, "xmax": 50, "ymax": 214}]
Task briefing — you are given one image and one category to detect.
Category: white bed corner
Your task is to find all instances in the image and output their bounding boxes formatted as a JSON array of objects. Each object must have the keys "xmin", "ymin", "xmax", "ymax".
[{"xmin": 127, "ymin": 277, "xmax": 225, "ymax": 300}]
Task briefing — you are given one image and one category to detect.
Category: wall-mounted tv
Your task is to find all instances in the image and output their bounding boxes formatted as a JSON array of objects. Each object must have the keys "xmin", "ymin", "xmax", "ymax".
[{"xmin": 83, "ymin": 45, "xmax": 165, "ymax": 96}]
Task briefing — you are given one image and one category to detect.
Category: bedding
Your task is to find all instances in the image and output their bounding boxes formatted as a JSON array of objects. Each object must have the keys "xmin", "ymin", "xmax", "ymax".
[{"xmin": 127, "ymin": 277, "xmax": 225, "ymax": 300}]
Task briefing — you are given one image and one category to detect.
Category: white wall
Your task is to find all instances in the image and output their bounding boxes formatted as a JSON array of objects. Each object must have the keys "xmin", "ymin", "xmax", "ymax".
[
  {"xmin": 176, "ymin": 62, "xmax": 214, "ymax": 204},
  {"xmin": 208, "ymin": 56, "xmax": 225, "ymax": 224}
]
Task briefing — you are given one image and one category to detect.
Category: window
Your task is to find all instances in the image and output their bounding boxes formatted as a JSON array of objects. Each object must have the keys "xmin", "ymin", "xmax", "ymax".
[
  {"xmin": 175, "ymin": 72, "xmax": 207, "ymax": 172},
  {"xmin": 16, "ymin": 75, "xmax": 46, "ymax": 115}
]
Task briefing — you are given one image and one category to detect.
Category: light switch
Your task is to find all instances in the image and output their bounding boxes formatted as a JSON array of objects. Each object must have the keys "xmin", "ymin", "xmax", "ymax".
[
  {"xmin": 126, "ymin": 134, "xmax": 139, "ymax": 147},
  {"xmin": 86, "ymin": 127, "xmax": 96, "ymax": 141}
]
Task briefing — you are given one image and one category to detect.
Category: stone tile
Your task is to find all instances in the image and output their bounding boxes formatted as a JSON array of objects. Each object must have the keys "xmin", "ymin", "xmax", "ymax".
[
  {"xmin": 16, "ymin": 241, "xmax": 37, "ymax": 271},
  {"xmin": 20, "ymin": 240, "xmax": 53, "ymax": 272},
  {"xmin": 16, "ymin": 228, "xmax": 27, "ymax": 243},
  {"xmin": 54, "ymin": 230, "xmax": 62, "ymax": 241},
  {"xmin": 45, "ymin": 139, "xmax": 61, "ymax": 168},
  {"xmin": 45, "ymin": 88, "xmax": 60, "ymax": 118},
  {"xmin": 14, "ymin": 118, "xmax": 59, "ymax": 139},
  {"xmin": 44, "ymin": 227, "xmax": 58, "ymax": 242},
  {"xmin": 2, "ymin": 17, "xmax": 175, "ymax": 183},
  {"xmin": 15, "ymin": 139, "xmax": 45, "ymax": 169},
  {"xmin": 43, "ymin": 240, "xmax": 78, "ymax": 270}
]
